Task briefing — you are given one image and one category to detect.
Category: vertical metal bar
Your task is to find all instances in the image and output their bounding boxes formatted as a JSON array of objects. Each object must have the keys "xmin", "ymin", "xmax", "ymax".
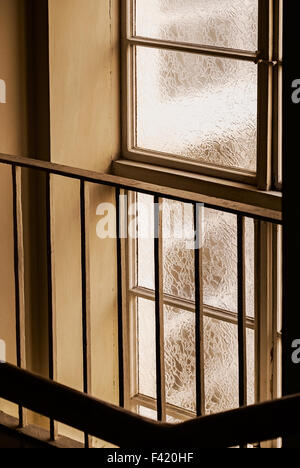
[
  {"xmin": 12, "ymin": 165, "xmax": 27, "ymax": 428},
  {"xmin": 116, "ymin": 187, "xmax": 125, "ymax": 408},
  {"xmin": 238, "ymin": 216, "xmax": 247, "ymax": 409},
  {"xmin": 257, "ymin": 0, "xmax": 273, "ymax": 190},
  {"xmin": 154, "ymin": 195, "xmax": 166, "ymax": 422},
  {"xmin": 127, "ymin": 191, "xmax": 139, "ymax": 408},
  {"xmin": 238, "ymin": 216, "xmax": 247, "ymax": 449},
  {"xmin": 194, "ymin": 203, "xmax": 205, "ymax": 417},
  {"xmin": 45, "ymin": 172, "xmax": 57, "ymax": 440},
  {"xmin": 80, "ymin": 180, "xmax": 92, "ymax": 448},
  {"xmin": 272, "ymin": 224, "xmax": 282, "ymax": 448}
]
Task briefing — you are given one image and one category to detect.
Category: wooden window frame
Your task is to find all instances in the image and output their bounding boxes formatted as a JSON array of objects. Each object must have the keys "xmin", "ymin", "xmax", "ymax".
[
  {"xmin": 119, "ymin": 0, "xmax": 283, "ymax": 448},
  {"xmin": 121, "ymin": 0, "xmax": 283, "ymax": 191}
]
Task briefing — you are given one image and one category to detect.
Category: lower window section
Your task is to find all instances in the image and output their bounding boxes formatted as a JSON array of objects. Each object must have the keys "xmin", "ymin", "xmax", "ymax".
[
  {"xmin": 136, "ymin": 298, "xmax": 255, "ymax": 418},
  {"xmin": 125, "ymin": 192, "xmax": 282, "ymax": 427}
]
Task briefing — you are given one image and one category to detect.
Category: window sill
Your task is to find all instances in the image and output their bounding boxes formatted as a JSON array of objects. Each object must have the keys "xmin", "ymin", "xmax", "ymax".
[{"xmin": 112, "ymin": 159, "xmax": 282, "ymax": 222}]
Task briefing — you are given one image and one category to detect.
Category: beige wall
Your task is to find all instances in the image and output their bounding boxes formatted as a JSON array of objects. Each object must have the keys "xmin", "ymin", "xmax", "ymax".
[
  {"xmin": 48, "ymin": 0, "xmax": 120, "ymax": 172},
  {"xmin": 0, "ymin": 0, "xmax": 121, "ymax": 444},
  {"xmin": 0, "ymin": 0, "xmax": 28, "ymax": 418},
  {"xmin": 48, "ymin": 0, "xmax": 121, "ymax": 445}
]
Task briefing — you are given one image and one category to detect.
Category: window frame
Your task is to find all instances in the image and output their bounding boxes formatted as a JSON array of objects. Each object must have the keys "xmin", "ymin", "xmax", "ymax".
[
  {"xmin": 121, "ymin": 0, "xmax": 283, "ymax": 190},
  {"xmin": 119, "ymin": 0, "xmax": 283, "ymax": 448}
]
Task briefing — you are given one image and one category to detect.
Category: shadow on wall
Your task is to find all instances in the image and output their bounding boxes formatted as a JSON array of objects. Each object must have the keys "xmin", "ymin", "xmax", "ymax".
[{"xmin": 0, "ymin": 79, "xmax": 6, "ymax": 103}]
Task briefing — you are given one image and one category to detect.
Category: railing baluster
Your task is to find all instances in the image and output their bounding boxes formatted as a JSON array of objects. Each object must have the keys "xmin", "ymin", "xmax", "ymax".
[
  {"xmin": 238, "ymin": 216, "xmax": 247, "ymax": 407},
  {"xmin": 194, "ymin": 203, "xmax": 205, "ymax": 417},
  {"xmin": 12, "ymin": 165, "xmax": 27, "ymax": 428},
  {"xmin": 80, "ymin": 180, "xmax": 92, "ymax": 448},
  {"xmin": 45, "ymin": 172, "xmax": 58, "ymax": 440},
  {"xmin": 238, "ymin": 216, "xmax": 247, "ymax": 447},
  {"xmin": 116, "ymin": 188, "xmax": 125, "ymax": 408},
  {"xmin": 154, "ymin": 196, "xmax": 166, "ymax": 422}
]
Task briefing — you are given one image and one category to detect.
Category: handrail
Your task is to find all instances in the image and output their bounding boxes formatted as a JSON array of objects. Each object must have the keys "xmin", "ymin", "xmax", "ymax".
[
  {"xmin": 0, "ymin": 363, "xmax": 299, "ymax": 448},
  {"xmin": 0, "ymin": 152, "xmax": 281, "ymax": 223}
]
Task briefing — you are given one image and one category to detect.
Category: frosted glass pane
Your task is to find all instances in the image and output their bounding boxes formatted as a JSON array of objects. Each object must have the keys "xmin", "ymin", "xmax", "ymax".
[
  {"xmin": 163, "ymin": 308, "xmax": 255, "ymax": 414},
  {"xmin": 138, "ymin": 298, "xmax": 156, "ymax": 398},
  {"xmin": 162, "ymin": 201, "xmax": 240, "ymax": 311},
  {"xmin": 163, "ymin": 200, "xmax": 195, "ymax": 300},
  {"xmin": 247, "ymin": 328, "xmax": 255, "ymax": 406},
  {"xmin": 136, "ymin": 200, "xmax": 245, "ymax": 314},
  {"xmin": 138, "ymin": 406, "xmax": 157, "ymax": 420},
  {"xmin": 137, "ymin": 193, "xmax": 155, "ymax": 290},
  {"xmin": 136, "ymin": 0, "xmax": 258, "ymax": 51},
  {"xmin": 203, "ymin": 209, "xmax": 237, "ymax": 312},
  {"xmin": 164, "ymin": 306, "xmax": 196, "ymax": 412},
  {"xmin": 205, "ymin": 320, "xmax": 255, "ymax": 413},
  {"xmin": 204, "ymin": 317, "xmax": 239, "ymax": 414},
  {"xmin": 136, "ymin": 47, "xmax": 257, "ymax": 172}
]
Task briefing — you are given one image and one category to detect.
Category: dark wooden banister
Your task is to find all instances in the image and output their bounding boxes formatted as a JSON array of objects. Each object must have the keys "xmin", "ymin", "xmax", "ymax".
[{"xmin": 0, "ymin": 362, "xmax": 299, "ymax": 448}]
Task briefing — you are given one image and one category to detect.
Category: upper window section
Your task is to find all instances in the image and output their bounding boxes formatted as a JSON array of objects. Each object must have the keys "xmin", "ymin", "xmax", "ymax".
[
  {"xmin": 124, "ymin": 1, "xmax": 282, "ymax": 189},
  {"xmin": 136, "ymin": 48, "xmax": 257, "ymax": 172},
  {"xmin": 135, "ymin": 0, "xmax": 258, "ymax": 51}
]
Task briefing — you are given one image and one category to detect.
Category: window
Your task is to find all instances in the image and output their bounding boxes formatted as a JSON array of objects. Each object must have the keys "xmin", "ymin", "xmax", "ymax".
[
  {"xmin": 122, "ymin": 0, "xmax": 283, "ymax": 190},
  {"xmin": 120, "ymin": 0, "xmax": 283, "ymax": 443}
]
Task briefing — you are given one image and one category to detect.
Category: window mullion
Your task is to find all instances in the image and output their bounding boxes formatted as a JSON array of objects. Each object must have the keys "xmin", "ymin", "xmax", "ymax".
[
  {"xmin": 255, "ymin": 220, "xmax": 276, "ymax": 448},
  {"xmin": 257, "ymin": 0, "xmax": 274, "ymax": 190}
]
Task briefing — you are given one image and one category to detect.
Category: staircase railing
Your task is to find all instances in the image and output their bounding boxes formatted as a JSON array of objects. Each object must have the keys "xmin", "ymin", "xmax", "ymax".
[
  {"xmin": 0, "ymin": 152, "xmax": 283, "ymax": 448},
  {"xmin": 0, "ymin": 362, "xmax": 299, "ymax": 448}
]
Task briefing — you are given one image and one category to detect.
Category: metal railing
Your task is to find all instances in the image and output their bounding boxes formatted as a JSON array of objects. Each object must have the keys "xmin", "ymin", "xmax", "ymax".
[{"xmin": 0, "ymin": 152, "xmax": 283, "ymax": 448}]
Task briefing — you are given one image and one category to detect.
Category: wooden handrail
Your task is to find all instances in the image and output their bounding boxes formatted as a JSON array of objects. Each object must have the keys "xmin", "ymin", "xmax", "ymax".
[
  {"xmin": 0, "ymin": 152, "xmax": 281, "ymax": 222},
  {"xmin": 0, "ymin": 363, "xmax": 299, "ymax": 448}
]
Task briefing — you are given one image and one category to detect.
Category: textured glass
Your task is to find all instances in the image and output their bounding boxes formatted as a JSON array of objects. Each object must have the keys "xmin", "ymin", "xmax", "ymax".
[
  {"xmin": 163, "ymin": 306, "xmax": 255, "ymax": 414},
  {"xmin": 163, "ymin": 200, "xmax": 195, "ymax": 300},
  {"xmin": 203, "ymin": 210, "xmax": 237, "ymax": 312},
  {"xmin": 247, "ymin": 328, "xmax": 255, "ymax": 406},
  {"xmin": 138, "ymin": 406, "xmax": 157, "ymax": 420},
  {"xmin": 135, "ymin": 0, "xmax": 258, "ymax": 51},
  {"xmin": 136, "ymin": 47, "xmax": 257, "ymax": 172},
  {"xmin": 167, "ymin": 415, "xmax": 183, "ymax": 424},
  {"xmin": 137, "ymin": 193, "xmax": 155, "ymax": 290},
  {"xmin": 164, "ymin": 306, "xmax": 196, "ymax": 412},
  {"xmin": 204, "ymin": 317, "xmax": 239, "ymax": 414},
  {"xmin": 137, "ymin": 200, "xmax": 239, "ymax": 312},
  {"xmin": 137, "ymin": 298, "xmax": 156, "ymax": 398}
]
